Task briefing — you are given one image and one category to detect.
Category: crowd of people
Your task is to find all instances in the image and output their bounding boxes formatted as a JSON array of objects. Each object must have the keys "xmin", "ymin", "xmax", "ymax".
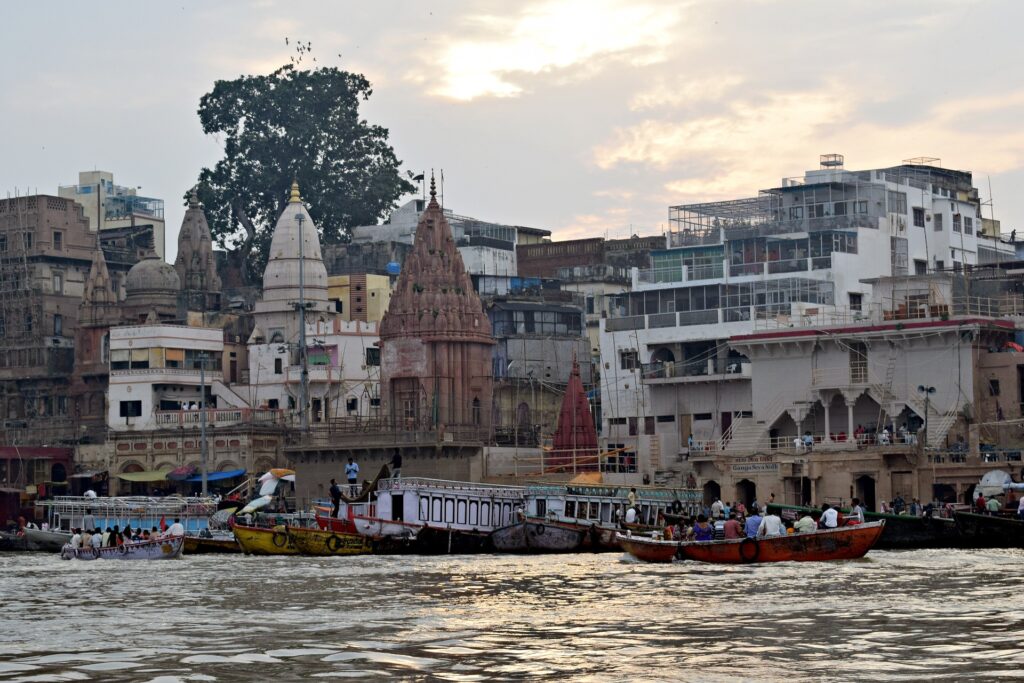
[
  {"xmin": 66, "ymin": 517, "xmax": 185, "ymax": 552},
  {"xmin": 656, "ymin": 497, "xmax": 862, "ymax": 543}
]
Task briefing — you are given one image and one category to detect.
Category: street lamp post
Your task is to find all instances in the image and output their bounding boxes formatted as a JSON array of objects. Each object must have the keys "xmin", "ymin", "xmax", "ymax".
[
  {"xmin": 917, "ymin": 385, "xmax": 936, "ymax": 447},
  {"xmin": 199, "ymin": 350, "xmax": 209, "ymax": 496}
]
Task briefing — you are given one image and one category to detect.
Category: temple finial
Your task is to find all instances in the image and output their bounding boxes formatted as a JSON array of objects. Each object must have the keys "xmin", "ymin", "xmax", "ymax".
[
  {"xmin": 289, "ymin": 179, "xmax": 302, "ymax": 203},
  {"xmin": 189, "ymin": 186, "xmax": 200, "ymax": 208},
  {"xmin": 429, "ymin": 171, "xmax": 436, "ymax": 201}
]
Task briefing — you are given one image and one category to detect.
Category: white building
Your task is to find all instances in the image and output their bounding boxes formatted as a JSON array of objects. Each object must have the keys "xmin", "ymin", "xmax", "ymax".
[
  {"xmin": 58, "ymin": 170, "xmax": 167, "ymax": 259},
  {"xmin": 599, "ymin": 156, "xmax": 1015, "ymax": 477}
]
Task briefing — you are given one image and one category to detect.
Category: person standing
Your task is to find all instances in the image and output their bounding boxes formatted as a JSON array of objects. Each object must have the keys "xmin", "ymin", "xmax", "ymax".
[
  {"xmin": 329, "ymin": 478, "xmax": 342, "ymax": 518},
  {"xmin": 82, "ymin": 510, "xmax": 96, "ymax": 536},
  {"xmin": 849, "ymin": 497, "xmax": 865, "ymax": 523},
  {"xmin": 710, "ymin": 497, "xmax": 724, "ymax": 519},
  {"xmin": 986, "ymin": 496, "xmax": 1001, "ymax": 516},
  {"xmin": 1017, "ymin": 495, "xmax": 1024, "ymax": 521},
  {"xmin": 345, "ymin": 458, "xmax": 360, "ymax": 497},
  {"xmin": 390, "ymin": 449, "xmax": 403, "ymax": 479}
]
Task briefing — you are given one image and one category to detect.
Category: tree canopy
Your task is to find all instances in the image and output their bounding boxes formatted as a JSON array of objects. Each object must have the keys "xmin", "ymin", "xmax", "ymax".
[{"xmin": 193, "ymin": 62, "xmax": 414, "ymax": 282}]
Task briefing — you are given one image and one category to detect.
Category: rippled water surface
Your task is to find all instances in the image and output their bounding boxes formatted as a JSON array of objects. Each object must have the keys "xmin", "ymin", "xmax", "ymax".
[{"xmin": 0, "ymin": 548, "xmax": 1022, "ymax": 682}]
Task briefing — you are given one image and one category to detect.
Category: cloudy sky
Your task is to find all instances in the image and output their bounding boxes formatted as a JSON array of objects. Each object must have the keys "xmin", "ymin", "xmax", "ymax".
[{"xmin": 2, "ymin": 0, "xmax": 1023, "ymax": 262}]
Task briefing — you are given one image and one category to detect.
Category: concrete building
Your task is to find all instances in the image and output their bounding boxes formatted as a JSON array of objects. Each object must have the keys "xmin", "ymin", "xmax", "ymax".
[
  {"xmin": 328, "ymin": 274, "xmax": 391, "ymax": 322},
  {"xmin": 516, "ymin": 235, "xmax": 662, "ymax": 279},
  {"xmin": 59, "ymin": 171, "xmax": 167, "ymax": 259},
  {"xmin": 599, "ymin": 156, "xmax": 1017, "ymax": 491}
]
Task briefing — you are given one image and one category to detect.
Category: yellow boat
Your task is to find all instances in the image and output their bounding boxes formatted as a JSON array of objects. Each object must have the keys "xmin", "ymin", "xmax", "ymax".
[
  {"xmin": 231, "ymin": 523, "xmax": 299, "ymax": 555},
  {"xmin": 286, "ymin": 526, "xmax": 372, "ymax": 556}
]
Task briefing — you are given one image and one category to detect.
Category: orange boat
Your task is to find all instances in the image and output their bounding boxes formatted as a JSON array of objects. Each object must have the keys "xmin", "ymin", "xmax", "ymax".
[
  {"xmin": 678, "ymin": 521, "xmax": 885, "ymax": 564},
  {"xmin": 617, "ymin": 533, "xmax": 680, "ymax": 563}
]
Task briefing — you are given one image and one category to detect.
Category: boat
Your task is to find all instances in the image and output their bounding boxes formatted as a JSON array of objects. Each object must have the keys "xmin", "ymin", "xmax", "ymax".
[
  {"xmin": 517, "ymin": 482, "xmax": 702, "ymax": 550},
  {"xmin": 491, "ymin": 519, "xmax": 586, "ymax": 553},
  {"xmin": 953, "ymin": 511, "xmax": 1024, "ymax": 548},
  {"xmin": 286, "ymin": 526, "xmax": 371, "ymax": 556},
  {"xmin": 768, "ymin": 503, "xmax": 962, "ymax": 550},
  {"xmin": 616, "ymin": 533, "xmax": 680, "ymax": 563},
  {"xmin": 677, "ymin": 521, "xmax": 885, "ymax": 564},
  {"xmin": 183, "ymin": 532, "xmax": 240, "ymax": 554},
  {"xmin": 352, "ymin": 477, "xmax": 524, "ymax": 554},
  {"xmin": 0, "ymin": 530, "xmax": 27, "ymax": 551},
  {"xmin": 231, "ymin": 522, "xmax": 299, "ymax": 555},
  {"xmin": 22, "ymin": 527, "xmax": 69, "ymax": 552},
  {"xmin": 60, "ymin": 536, "xmax": 184, "ymax": 561}
]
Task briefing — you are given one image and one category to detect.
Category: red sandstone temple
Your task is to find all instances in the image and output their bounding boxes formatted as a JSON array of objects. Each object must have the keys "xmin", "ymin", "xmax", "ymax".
[
  {"xmin": 547, "ymin": 358, "xmax": 599, "ymax": 471},
  {"xmin": 379, "ymin": 176, "xmax": 494, "ymax": 437}
]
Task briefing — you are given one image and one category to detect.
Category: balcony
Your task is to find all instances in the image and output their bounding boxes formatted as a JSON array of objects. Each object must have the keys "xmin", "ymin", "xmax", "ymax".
[
  {"xmin": 642, "ymin": 358, "xmax": 751, "ymax": 384},
  {"xmin": 153, "ymin": 408, "xmax": 284, "ymax": 429},
  {"xmin": 110, "ymin": 367, "xmax": 222, "ymax": 383}
]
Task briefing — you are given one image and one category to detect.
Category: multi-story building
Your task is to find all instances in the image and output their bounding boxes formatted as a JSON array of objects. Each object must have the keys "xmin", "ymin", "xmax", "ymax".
[
  {"xmin": 327, "ymin": 274, "xmax": 392, "ymax": 322},
  {"xmin": 599, "ymin": 156, "xmax": 1016, "ymax": 489},
  {"xmin": 58, "ymin": 171, "xmax": 167, "ymax": 259}
]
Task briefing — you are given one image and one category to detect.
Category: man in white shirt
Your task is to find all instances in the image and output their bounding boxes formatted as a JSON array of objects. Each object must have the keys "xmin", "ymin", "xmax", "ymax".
[
  {"xmin": 166, "ymin": 518, "xmax": 185, "ymax": 537},
  {"xmin": 849, "ymin": 498, "xmax": 865, "ymax": 523},
  {"xmin": 624, "ymin": 507, "xmax": 638, "ymax": 525},
  {"xmin": 90, "ymin": 531, "xmax": 102, "ymax": 550},
  {"xmin": 70, "ymin": 529, "xmax": 82, "ymax": 549},
  {"xmin": 710, "ymin": 498, "xmax": 724, "ymax": 519},
  {"xmin": 345, "ymin": 458, "xmax": 360, "ymax": 496},
  {"xmin": 821, "ymin": 504, "xmax": 839, "ymax": 528},
  {"xmin": 757, "ymin": 512, "xmax": 786, "ymax": 537},
  {"xmin": 793, "ymin": 512, "xmax": 817, "ymax": 533}
]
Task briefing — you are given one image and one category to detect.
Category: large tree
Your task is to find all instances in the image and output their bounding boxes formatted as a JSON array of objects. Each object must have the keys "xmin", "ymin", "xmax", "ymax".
[{"xmin": 194, "ymin": 60, "xmax": 415, "ymax": 283}]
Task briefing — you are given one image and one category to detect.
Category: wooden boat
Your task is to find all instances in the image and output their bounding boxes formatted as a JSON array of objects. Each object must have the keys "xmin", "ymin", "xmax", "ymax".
[
  {"xmin": 231, "ymin": 523, "xmax": 299, "ymax": 555},
  {"xmin": 616, "ymin": 533, "xmax": 679, "ymax": 563},
  {"xmin": 678, "ymin": 521, "xmax": 885, "ymax": 564},
  {"xmin": 769, "ymin": 503, "xmax": 961, "ymax": 550},
  {"xmin": 286, "ymin": 525, "xmax": 371, "ymax": 556},
  {"xmin": 183, "ymin": 532, "xmax": 240, "ymax": 554},
  {"xmin": 315, "ymin": 511, "xmax": 359, "ymax": 534},
  {"xmin": 953, "ymin": 511, "xmax": 1024, "ymax": 548},
  {"xmin": 60, "ymin": 536, "xmax": 184, "ymax": 561},
  {"xmin": 491, "ymin": 519, "xmax": 586, "ymax": 553},
  {"xmin": 0, "ymin": 530, "xmax": 27, "ymax": 552},
  {"xmin": 23, "ymin": 527, "xmax": 71, "ymax": 552}
]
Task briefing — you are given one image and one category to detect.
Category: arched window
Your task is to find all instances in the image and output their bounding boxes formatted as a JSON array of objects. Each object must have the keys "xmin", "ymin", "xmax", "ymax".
[
  {"xmin": 516, "ymin": 402, "xmax": 531, "ymax": 428},
  {"xmin": 471, "ymin": 398, "xmax": 481, "ymax": 426}
]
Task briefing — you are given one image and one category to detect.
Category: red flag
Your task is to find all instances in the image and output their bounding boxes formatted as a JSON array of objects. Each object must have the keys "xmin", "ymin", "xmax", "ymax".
[{"xmin": 159, "ymin": 515, "xmax": 167, "ymax": 532}]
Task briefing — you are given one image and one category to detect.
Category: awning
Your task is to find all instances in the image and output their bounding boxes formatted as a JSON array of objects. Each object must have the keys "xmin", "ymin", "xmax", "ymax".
[
  {"xmin": 70, "ymin": 470, "xmax": 107, "ymax": 479},
  {"xmin": 116, "ymin": 469, "xmax": 172, "ymax": 482},
  {"xmin": 184, "ymin": 468, "xmax": 246, "ymax": 483}
]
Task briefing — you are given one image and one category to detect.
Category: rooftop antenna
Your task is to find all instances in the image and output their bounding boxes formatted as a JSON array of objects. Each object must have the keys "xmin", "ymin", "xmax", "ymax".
[{"xmin": 440, "ymin": 169, "xmax": 445, "ymax": 209}]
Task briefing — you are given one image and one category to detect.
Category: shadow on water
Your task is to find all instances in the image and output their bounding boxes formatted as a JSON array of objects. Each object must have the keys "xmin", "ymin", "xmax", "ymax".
[{"xmin": 0, "ymin": 548, "xmax": 1022, "ymax": 681}]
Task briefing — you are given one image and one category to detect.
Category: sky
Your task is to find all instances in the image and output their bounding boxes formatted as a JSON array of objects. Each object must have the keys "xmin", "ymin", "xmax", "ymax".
[{"xmin": 2, "ymin": 0, "xmax": 1023, "ymax": 263}]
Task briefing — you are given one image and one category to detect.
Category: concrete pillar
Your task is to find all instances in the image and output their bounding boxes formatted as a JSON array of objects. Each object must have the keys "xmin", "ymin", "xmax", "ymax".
[{"xmin": 823, "ymin": 399, "xmax": 831, "ymax": 441}]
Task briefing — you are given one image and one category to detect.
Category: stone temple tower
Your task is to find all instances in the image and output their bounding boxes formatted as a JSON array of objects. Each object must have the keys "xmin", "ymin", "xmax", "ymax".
[
  {"xmin": 379, "ymin": 176, "xmax": 494, "ymax": 435},
  {"xmin": 174, "ymin": 188, "xmax": 222, "ymax": 312}
]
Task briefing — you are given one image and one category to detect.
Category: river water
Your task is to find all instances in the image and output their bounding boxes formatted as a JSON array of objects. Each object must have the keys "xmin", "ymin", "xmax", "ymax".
[{"xmin": 0, "ymin": 549, "xmax": 1022, "ymax": 682}]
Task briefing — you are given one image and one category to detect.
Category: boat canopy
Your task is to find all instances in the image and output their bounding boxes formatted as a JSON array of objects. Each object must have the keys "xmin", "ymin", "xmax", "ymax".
[
  {"xmin": 184, "ymin": 468, "xmax": 246, "ymax": 483},
  {"xmin": 116, "ymin": 469, "xmax": 173, "ymax": 482}
]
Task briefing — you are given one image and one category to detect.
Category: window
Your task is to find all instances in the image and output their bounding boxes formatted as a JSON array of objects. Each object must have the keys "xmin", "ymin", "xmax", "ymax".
[
  {"xmin": 335, "ymin": 300, "xmax": 344, "ymax": 314},
  {"xmin": 119, "ymin": 400, "xmax": 142, "ymax": 418},
  {"xmin": 934, "ymin": 213, "xmax": 943, "ymax": 232},
  {"xmin": 370, "ymin": 397, "xmax": 381, "ymax": 408},
  {"xmin": 914, "ymin": 259, "xmax": 928, "ymax": 275},
  {"xmin": 693, "ymin": 412, "xmax": 713, "ymax": 421},
  {"xmin": 586, "ymin": 296, "xmax": 595, "ymax": 315},
  {"xmin": 789, "ymin": 206, "xmax": 804, "ymax": 220},
  {"xmin": 989, "ymin": 379, "xmax": 1001, "ymax": 396},
  {"xmin": 267, "ymin": 399, "xmax": 279, "ymax": 409},
  {"xmin": 346, "ymin": 397, "xmax": 358, "ymax": 412},
  {"xmin": 52, "ymin": 231, "xmax": 63, "ymax": 250},
  {"xmin": 365, "ymin": 347, "xmax": 380, "ymax": 366},
  {"xmin": 656, "ymin": 415, "xmax": 676, "ymax": 423},
  {"xmin": 644, "ymin": 416, "xmax": 655, "ymax": 435},
  {"xmin": 24, "ymin": 312, "xmax": 31, "ymax": 332},
  {"xmin": 23, "ymin": 233, "xmax": 33, "ymax": 249},
  {"xmin": 848, "ymin": 293, "xmax": 863, "ymax": 312},
  {"xmin": 0, "ymin": 316, "xmax": 5, "ymax": 337},
  {"xmin": 53, "ymin": 314, "xmax": 62, "ymax": 336},
  {"xmin": 52, "ymin": 273, "xmax": 63, "ymax": 294},
  {"xmin": 472, "ymin": 398, "xmax": 481, "ymax": 425},
  {"xmin": 565, "ymin": 500, "xmax": 576, "ymax": 517},
  {"xmin": 274, "ymin": 358, "xmax": 283, "ymax": 374},
  {"xmin": 619, "ymin": 350, "xmax": 639, "ymax": 370},
  {"xmin": 913, "ymin": 207, "xmax": 925, "ymax": 228},
  {"xmin": 628, "ymin": 417, "xmax": 638, "ymax": 436},
  {"xmin": 965, "ymin": 217, "xmax": 973, "ymax": 235},
  {"xmin": 935, "ymin": 260, "xmax": 944, "ymax": 270},
  {"xmin": 833, "ymin": 201, "xmax": 847, "ymax": 216},
  {"xmin": 855, "ymin": 201, "xmax": 868, "ymax": 214},
  {"xmin": 0, "ymin": 235, "xmax": 6, "ymax": 252},
  {"xmin": 953, "ymin": 214, "xmax": 962, "ymax": 233},
  {"xmin": 887, "ymin": 191, "xmax": 907, "ymax": 214}
]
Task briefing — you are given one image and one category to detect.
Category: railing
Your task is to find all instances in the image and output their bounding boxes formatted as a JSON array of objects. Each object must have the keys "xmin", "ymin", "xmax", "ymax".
[
  {"xmin": 484, "ymin": 448, "xmax": 639, "ymax": 478},
  {"xmin": 110, "ymin": 367, "xmax": 222, "ymax": 378},
  {"xmin": 642, "ymin": 358, "xmax": 749, "ymax": 381},
  {"xmin": 153, "ymin": 408, "xmax": 284, "ymax": 427},
  {"xmin": 286, "ymin": 418, "xmax": 489, "ymax": 448}
]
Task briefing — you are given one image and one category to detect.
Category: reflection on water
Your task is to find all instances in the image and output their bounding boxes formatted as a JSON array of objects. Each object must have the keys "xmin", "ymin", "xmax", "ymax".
[{"xmin": 0, "ymin": 549, "xmax": 1022, "ymax": 681}]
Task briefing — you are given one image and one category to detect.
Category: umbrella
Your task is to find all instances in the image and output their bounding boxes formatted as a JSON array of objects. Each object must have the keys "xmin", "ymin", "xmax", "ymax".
[
  {"xmin": 210, "ymin": 507, "xmax": 239, "ymax": 526},
  {"xmin": 258, "ymin": 468, "xmax": 295, "ymax": 483},
  {"xmin": 239, "ymin": 495, "xmax": 273, "ymax": 514}
]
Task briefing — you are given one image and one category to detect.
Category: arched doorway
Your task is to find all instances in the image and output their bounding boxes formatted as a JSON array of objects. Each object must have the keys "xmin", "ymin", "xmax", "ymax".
[
  {"xmin": 855, "ymin": 475, "xmax": 876, "ymax": 513},
  {"xmin": 932, "ymin": 483, "xmax": 956, "ymax": 504},
  {"xmin": 50, "ymin": 463, "xmax": 67, "ymax": 483},
  {"xmin": 650, "ymin": 347, "xmax": 675, "ymax": 365},
  {"xmin": 735, "ymin": 479, "xmax": 756, "ymax": 507},
  {"xmin": 702, "ymin": 480, "xmax": 721, "ymax": 507}
]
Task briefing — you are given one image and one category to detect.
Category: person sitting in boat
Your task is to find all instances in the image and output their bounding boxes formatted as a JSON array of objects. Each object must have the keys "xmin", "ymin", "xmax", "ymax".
[
  {"xmin": 90, "ymin": 528, "xmax": 103, "ymax": 551},
  {"xmin": 107, "ymin": 525, "xmax": 120, "ymax": 548},
  {"xmin": 166, "ymin": 518, "xmax": 185, "ymax": 537},
  {"xmin": 793, "ymin": 511, "xmax": 817, "ymax": 534},
  {"xmin": 744, "ymin": 507, "xmax": 763, "ymax": 539},
  {"xmin": 849, "ymin": 498, "xmax": 866, "ymax": 523},
  {"xmin": 692, "ymin": 515, "xmax": 715, "ymax": 541},
  {"xmin": 81, "ymin": 528, "xmax": 93, "ymax": 548},
  {"xmin": 820, "ymin": 504, "xmax": 839, "ymax": 529},
  {"xmin": 757, "ymin": 510, "xmax": 786, "ymax": 537},
  {"xmin": 722, "ymin": 512, "xmax": 743, "ymax": 540},
  {"xmin": 141, "ymin": 529, "xmax": 151, "ymax": 541},
  {"xmin": 69, "ymin": 529, "xmax": 82, "ymax": 549}
]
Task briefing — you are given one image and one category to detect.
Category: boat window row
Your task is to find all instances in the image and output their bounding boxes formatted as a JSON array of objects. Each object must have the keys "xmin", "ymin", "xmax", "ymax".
[
  {"xmin": 561, "ymin": 498, "xmax": 675, "ymax": 526},
  {"xmin": 418, "ymin": 495, "xmax": 513, "ymax": 528}
]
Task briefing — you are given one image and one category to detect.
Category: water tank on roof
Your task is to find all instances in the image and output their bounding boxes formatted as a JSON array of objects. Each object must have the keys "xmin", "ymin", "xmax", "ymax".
[{"xmin": 386, "ymin": 261, "xmax": 401, "ymax": 275}]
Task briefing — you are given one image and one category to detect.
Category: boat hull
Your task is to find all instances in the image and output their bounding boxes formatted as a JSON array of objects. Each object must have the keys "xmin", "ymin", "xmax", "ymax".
[
  {"xmin": 231, "ymin": 524, "xmax": 299, "ymax": 555},
  {"xmin": 286, "ymin": 526, "xmax": 371, "ymax": 556},
  {"xmin": 183, "ymin": 535, "xmax": 240, "ymax": 554},
  {"xmin": 23, "ymin": 528, "xmax": 71, "ymax": 552},
  {"xmin": 770, "ymin": 504, "xmax": 960, "ymax": 550},
  {"xmin": 60, "ymin": 536, "xmax": 184, "ymax": 561},
  {"xmin": 315, "ymin": 513, "xmax": 358, "ymax": 535},
  {"xmin": 617, "ymin": 534, "xmax": 679, "ymax": 563},
  {"xmin": 953, "ymin": 511, "xmax": 1024, "ymax": 548},
  {"xmin": 679, "ymin": 521, "xmax": 885, "ymax": 564},
  {"xmin": 492, "ymin": 521, "xmax": 585, "ymax": 553},
  {"xmin": 0, "ymin": 531, "xmax": 27, "ymax": 551}
]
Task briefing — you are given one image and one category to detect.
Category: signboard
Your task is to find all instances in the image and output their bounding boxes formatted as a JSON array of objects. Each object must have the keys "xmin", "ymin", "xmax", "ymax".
[{"xmin": 730, "ymin": 454, "xmax": 780, "ymax": 474}]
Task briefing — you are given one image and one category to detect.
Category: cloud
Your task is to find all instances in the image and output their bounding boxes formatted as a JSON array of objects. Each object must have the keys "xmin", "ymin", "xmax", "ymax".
[{"xmin": 413, "ymin": 0, "xmax": 685, "ymax": 101}]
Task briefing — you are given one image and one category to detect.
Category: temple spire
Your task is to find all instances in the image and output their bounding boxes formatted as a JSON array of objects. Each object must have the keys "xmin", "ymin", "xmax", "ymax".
[
  {"xmin": 188, "ymin": 186, "xmax": 200, "ymax": 209},
  {"xmin": 429, "ymin": 171, "xmax": 436, "ymax": 201}
]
